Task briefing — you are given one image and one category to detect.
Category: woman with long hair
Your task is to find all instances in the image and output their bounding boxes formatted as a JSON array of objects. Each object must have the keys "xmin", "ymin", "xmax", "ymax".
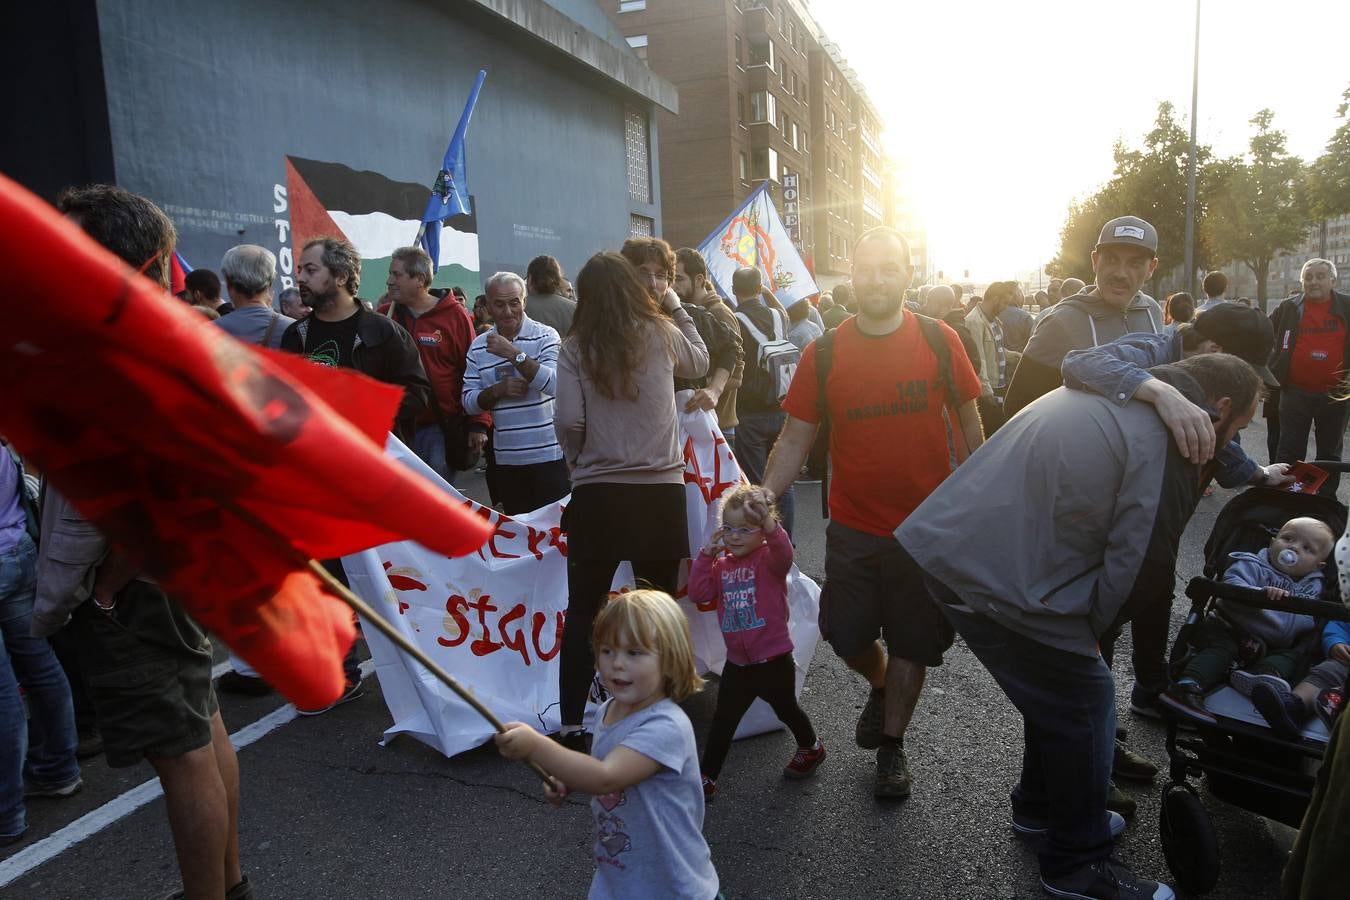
[{"xmin": 552, "ymin": 252, "xmax": 709, "ymax": 749}]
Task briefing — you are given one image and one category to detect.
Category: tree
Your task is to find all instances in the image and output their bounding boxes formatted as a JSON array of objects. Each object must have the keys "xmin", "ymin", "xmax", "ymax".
[
  {"xmin": 1304, "ymin": 85, "xmax": 1350, "ymax": 256},
  {"xmin": 1051, "ymin": 102, "xmax": 1214, "ymax": 292},
  {"xmin": 1204, "ymin": 110, "xmax": 1308, "ymax": 308}
]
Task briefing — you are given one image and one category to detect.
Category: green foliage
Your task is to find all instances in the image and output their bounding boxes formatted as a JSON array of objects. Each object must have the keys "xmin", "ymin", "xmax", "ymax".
[
  {"xmin": 1306, "ymin": 86, "xmax": 1350, "ymax": 221},
  {"xmin": 1203, "ymin": 109, "xmax": 1308, "ymax": 304}
]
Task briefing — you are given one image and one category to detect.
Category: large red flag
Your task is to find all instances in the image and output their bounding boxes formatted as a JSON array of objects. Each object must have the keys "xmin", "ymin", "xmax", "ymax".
[{"xmin": 0, "ymin": 174, "xmax": 492, "ymax": 709}]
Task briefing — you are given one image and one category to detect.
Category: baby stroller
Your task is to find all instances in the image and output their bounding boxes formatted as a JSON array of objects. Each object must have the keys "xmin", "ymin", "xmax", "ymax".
[{"xmin": 1158, "ymin": 483, "xmax": 1350, "ymax": 895}]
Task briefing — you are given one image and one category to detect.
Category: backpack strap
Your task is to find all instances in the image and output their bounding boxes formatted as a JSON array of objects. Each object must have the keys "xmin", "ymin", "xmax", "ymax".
[
  {"xmin": 915, "ymin": 313, "xmax": 960, "ymax": 411},
  {"xmin": 260, "ymin": 311, "xmax": 282, "ymax": 348},
  {"xmin": 815, "ymin": 329, "xmax": 835, "ymax": 518}
]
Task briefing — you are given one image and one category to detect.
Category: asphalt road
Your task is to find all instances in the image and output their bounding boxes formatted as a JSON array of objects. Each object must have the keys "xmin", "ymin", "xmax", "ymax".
[{"xmin": 4, "ymin": 415, "xmax": 1336, "ymax": 900}]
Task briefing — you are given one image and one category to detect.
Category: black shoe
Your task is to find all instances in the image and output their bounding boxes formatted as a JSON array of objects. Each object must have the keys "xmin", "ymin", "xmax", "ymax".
[
  {"xmin": 218, "ymin": 671, "xmax": 273, "ymax": 697},
  {"xmin": 874, "ymin": 740, "xmax": 911, "ymax": 799},
  {"xmin": 1105, "ymin": 782, "xmax": 1136, "ymax": 820},
  {"xmin": 1041, "ymin": 858, "xmax": 1175, "ymax": 899},
  {"xmin": 1013, "ymin": 810, "xmax": 1126, "ymax": 844},
  {"xmin": 74, "ymin": 729, "xmax": 104, "ymax": 760},
  {"xmin": 1127, "ymin": 685, "xmax": 1163, "ymax": 720},
  {"xmin": 1157, "ymin": 682, "xmax": 1217, "ymax": 725},
  {"xmin": 856, "ymin": 688, "xmax": 885, "ymax": 749},
  {"xmin": 1251, "ymin": 682, "xmax": 1305, "ymax": 741},
  {"xmin": 1111, "ymin": 739, "xmax": 1158, "ymax": 782}
]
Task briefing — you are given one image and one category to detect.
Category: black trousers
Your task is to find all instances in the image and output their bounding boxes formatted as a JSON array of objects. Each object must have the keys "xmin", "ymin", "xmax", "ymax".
[
  {"xmin": 700, "ymin": 653, "xmax": 816, "ymax": 780},
  {"xmin": 559, "ymin": 558, "xmax": 681, "ymax": 726},
  {"xmin": 490, "ymin": 458, "xmax": 572, "ymax": 516}
]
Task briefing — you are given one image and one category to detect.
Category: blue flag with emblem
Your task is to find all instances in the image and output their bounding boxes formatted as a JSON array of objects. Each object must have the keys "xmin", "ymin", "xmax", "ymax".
[
  {"xmin": 420, "ymin": 69, "xmax": 486, "ymax": 272},
  {"xmin": 696, "ymin": 182, "xmax": 819, "ymax": 307}
]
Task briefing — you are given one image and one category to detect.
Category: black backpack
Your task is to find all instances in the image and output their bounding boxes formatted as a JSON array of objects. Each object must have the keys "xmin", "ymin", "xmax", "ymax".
[{"xmin": 814, "ymin": 315, "xmax": 960, "ymax": 517}]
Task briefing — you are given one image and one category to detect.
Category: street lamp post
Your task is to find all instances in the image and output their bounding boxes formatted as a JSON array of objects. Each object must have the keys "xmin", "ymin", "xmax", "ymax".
[{"xmin": 1183, "ymin": 0, "xmax": 1201, "ymax": 294}]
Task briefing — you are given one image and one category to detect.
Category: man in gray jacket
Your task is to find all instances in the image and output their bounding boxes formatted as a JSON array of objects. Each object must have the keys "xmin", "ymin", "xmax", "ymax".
[
  {"xmin": 1004, "ymin": 216, "xmax": 1165, "ymax": 417},
  {"xmin": 897, "ymin": 353, "xmax": 1263, "ymax": 900}
]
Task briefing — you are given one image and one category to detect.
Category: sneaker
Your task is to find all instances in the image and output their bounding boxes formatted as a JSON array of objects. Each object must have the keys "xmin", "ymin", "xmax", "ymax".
[
  {"xmin": 701, "ymin": 775, "xmax": 717, "ymax": 803},
  {"xmin": 163, "ymin": 874, "xmax": 254, "ymax": 900},
  {"xmin": 1041, "ymin": 858, "xmax": 1175, "ymax": 899},
  {"xmin": 1313, "ymin": 687, "xmax": 1345, "ymax": 730},
  {"xmin": 1157, "ymin": 682, "xmax": 1217, "ymax": 725},
  {"xmin": 874, "ymin": 741, "xmax": 911, "ymax": 799},
  {"xmin": 1229, "ymin": 669, "xmax": 1290, "ymax": 698},
  {"xmin": 295, "ymin": 678, "xmax": 365, "ymax": 716},
  {"xmin": 1106, "ymin": 782, "xmax": 1136, "ymax": 820},
  {"xmin": 24, "ymin": 776, "xmax": 83, "ymax": 799},
  {"xmin": 784, "ymin": 740, "xmax": 826, "ymax": 779},
  {"xmin": 1127, "ymin": 685, "xmax": 1163, "ymax": 720},
  {"xmin": 1112, "ymin": 739, "xmax": 1158, "ymax": 782},
  {"xmin": 856, "ymin": 688, "xmax": 885, "ymax": 749},
  {"xmin": 217, "ymin": 671, "xmax": 273, "ymax": 696},
  {"xmin": 1251, "ymin": 681, "xmax": 1306, "ymax": 741},
  {"xmin": 1013, "ymin": 810, "xmax": 1126, "ymax": 842}
]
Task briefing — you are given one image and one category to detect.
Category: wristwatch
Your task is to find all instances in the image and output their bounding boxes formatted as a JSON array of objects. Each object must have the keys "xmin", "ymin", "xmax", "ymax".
[{"xmin": 512, "ymin": 351, "xmax": 527, "ymax": 368}]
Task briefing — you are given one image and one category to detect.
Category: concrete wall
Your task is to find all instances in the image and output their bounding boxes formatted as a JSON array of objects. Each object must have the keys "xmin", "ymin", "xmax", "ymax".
[{"xmin": 71, "ymin": 0, "xmax": 662, "ymax": 291}]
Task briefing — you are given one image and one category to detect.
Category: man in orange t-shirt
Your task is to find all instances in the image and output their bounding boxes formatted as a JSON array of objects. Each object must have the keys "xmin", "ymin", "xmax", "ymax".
[
  {"xmin": 762, "ymin": 226, "xmax": 984, "ymax": 800},
  {"xmin": 1271, "ymin": 258, "xmax": 1350, "ymax": 496}
]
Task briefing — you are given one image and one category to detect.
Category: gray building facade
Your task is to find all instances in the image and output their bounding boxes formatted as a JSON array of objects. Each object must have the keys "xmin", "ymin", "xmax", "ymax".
[{"xmin": 4, "ymin": 0, "xmax": 677, "ymax": 297}]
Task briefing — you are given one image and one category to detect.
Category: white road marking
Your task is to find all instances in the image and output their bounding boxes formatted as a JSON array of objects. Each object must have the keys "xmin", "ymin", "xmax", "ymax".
[{"xmin": 0, "ymin": 661, "xmax": 375, "ymax": 889}]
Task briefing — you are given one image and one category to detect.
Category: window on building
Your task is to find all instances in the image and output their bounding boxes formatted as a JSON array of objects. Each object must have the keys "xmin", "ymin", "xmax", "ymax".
[
  {"xmin": 737, "ymin": 93, "xmax": 746, "ymax": 126},
  {"xmin": 751, "ymin": 147, "xmax": 781, "ymax": 182},
  {"xmin": 740, "ymin": 152, "xmax": 749, "ymax": 182},
  {"xmin": 790, "ymin": 71, "xmax": 798, "ymax": 97},
  {"xmin": 625, "ymin": 107, "xmax": 652, "ymax": 204},
  {"xmin": 800, "ymin": 129, "xmax": 808, "ymax": 152},
  {"xmin": 780, "ymin": 111, "xmax": 788, "ymax": 136},
  {"xmin": 630, "ymin": 214, "xmax": 654, "ymax": 238},
  {"xmin": 618, "ymin": 0, "xmax": 646, "ymax": 11},
  {"xmin": 735, "ymin": 34, "xmax": 742, "ymax": 65},
  {"xmin": 749, "ymin": 37, "xmax": 775, "ymax": 71},
  {"xmin": 626, "ymin": 34, "xmax": 648, "ymax": 62},
  {"xmin": 750, "ymin": 90, "xmax": 777, "ymax": 124}
]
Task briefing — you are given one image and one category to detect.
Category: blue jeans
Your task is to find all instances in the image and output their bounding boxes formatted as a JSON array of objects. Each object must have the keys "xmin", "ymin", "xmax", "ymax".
[
  {"xmin": 1277, "ymin": 387, "xmax": 1349, "ymax": 496},
  {"xmin": 411, "ymin": 424, "xmax": 457, "ymax": 485},
  {"xmin": 1, "ymin": 534, "xmax": 79, "ymax": 838},
  {"xmin": 733, "ymin": 410, "xmax": 794, "ymax": 538},
  {"xmin": 927, "ymin": 579, "xmax": 1115, "ymax": 878}
]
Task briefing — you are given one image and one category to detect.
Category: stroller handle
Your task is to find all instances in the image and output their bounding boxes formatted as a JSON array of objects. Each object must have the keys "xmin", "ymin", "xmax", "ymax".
[
  {"xmin": 1309, "ymin": 459, "xmax": 1350, "ymax": 474},
  {"xmin": 1185, "ymin": 577, "xmax": 1350, "ymax": 622}
]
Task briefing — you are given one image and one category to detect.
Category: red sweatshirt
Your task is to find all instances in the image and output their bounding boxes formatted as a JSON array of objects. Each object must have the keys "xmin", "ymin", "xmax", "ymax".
[
  {"xmin": 379, "ymin": 297, "xmax": 490, "ymax": 429},
  {"xmin": 690, "ymin": 526, "xmax": 795, "ymax": 665}
]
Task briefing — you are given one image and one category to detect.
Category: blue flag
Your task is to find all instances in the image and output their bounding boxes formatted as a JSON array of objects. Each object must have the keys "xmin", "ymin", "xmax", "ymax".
[
  {"xmin": 696, "ymin": 183, "xmax": 819, "ymax": 307},
  {"xmin": 421, "ymin": 69, "xmax": 486, "ymax": 272}
]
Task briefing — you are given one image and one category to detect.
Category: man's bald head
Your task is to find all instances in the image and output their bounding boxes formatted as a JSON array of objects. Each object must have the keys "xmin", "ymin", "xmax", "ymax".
[
  {"xmin": 1061, "ymin": 277, "xmax": 1086, "ymax": 298},
  {"xmin": 732, "ymin": 266, "xmax": 762, "ymax": 301},
  {"xmin": 923, "ymin": 284, "xmax": 957, "ymax": 317}
]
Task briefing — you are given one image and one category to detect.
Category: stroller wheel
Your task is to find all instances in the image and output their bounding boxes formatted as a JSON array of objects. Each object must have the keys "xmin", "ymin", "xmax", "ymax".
[{"xmin": 1160, "ymin": 782, "xmax": 1220, "ymax": 894}]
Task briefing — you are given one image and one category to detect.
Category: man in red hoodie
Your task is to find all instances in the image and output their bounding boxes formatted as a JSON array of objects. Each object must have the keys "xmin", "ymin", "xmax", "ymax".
[{"xmin": 379, "ymin": 246, "xmax": 489, "ymax": 482}]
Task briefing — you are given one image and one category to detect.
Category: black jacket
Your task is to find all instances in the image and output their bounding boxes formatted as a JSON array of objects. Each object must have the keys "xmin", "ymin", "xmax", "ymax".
[
  {"xmin": 280, "ymin": 306, "xmax": 432, "ymax": 443},
  {"xmin": 941, "ymin": 310, "xmax": 982, "ymax": 376},
  {"xmin": 1268, "ymin": 290, "xmax": 1350, "ymax": 389},
  {"xmin": 675, "ymin": 303, "xmax": 742, "ymax": 393}
]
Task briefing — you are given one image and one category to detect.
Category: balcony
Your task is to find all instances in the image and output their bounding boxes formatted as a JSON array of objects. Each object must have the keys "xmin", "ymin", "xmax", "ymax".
[{"xmin": 745, "ymin": 3, "xmax": 774, "ymax": 40}]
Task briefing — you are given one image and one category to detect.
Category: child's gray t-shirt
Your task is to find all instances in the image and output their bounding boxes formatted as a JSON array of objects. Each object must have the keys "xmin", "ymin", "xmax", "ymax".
[{"xmin": 588, "ymin": 698, "xmax": 718, "ymax": 900}]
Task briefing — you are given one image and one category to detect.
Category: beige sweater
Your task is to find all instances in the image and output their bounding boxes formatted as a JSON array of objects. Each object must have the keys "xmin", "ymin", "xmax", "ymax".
[{"xmin": 555, "ymin": 307, "xmax": 709, "ymax": 486}]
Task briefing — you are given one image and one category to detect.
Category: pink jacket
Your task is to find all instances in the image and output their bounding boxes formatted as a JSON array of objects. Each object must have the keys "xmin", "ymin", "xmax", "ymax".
[{"xmin": 690, "ymin": 526, "xmax": 794, "ymax": 665}]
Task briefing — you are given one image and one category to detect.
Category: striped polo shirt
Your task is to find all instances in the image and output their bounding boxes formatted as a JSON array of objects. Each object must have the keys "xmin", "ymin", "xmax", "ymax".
[{"xmin": 462, "ymin": 316, "xmax": 563, "ymax": 466}]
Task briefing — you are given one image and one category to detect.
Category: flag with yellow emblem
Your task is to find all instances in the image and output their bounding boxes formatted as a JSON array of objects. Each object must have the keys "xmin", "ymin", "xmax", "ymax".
[{"xmin": 696, "ymin": 182, "xmax": 819, "ymax": 307}]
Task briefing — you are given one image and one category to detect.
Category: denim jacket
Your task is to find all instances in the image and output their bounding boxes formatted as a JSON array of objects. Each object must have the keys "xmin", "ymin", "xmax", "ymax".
[{"xmin": 1061, "ymin": 330, "xmax": 1258, "ymax": 487}]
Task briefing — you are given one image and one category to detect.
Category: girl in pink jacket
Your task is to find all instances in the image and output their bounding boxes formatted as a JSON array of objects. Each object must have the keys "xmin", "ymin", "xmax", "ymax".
[{"xmin": 691, "ymin": 485, "xmax": 824, "ymax": 801}]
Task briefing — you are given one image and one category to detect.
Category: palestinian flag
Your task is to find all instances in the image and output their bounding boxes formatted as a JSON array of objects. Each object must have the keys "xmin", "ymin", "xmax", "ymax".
[{"xmin": 286, "ymin": 156, "xmax": 480, "ymax": 300}]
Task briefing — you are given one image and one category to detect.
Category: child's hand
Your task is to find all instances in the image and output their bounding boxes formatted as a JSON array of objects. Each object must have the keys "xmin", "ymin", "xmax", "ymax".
[
  {"xmin": 703, "ymin": 527, "xmax": 726, "ymax": 556},
  {"xmin": 494, "ymin": 722, "xmax": 542, "ymax": 761},
  {"xmin": 1332, "ymin": 642, "xmax": 1350, "ymax": 665},
  {"xmin": 744, "ymin": 490, "xmax": 771, "ymax": 528},
  {"xmin": 544, "ymin": 775, "xmax": 570, "ymax": 807},
  {"xmin": 1264, "ymin": 586, "xmax": 1290, "ymax": 601}
]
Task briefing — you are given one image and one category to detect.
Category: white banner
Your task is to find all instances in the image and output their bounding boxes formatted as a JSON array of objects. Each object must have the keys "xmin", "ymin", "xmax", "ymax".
[{"xmin": 342, "ymin": 403, "xmax": 822, "ymax": 758}]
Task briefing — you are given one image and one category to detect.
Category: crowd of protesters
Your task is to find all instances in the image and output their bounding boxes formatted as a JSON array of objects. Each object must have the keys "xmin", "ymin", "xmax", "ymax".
[{"xmin": 5, "ymin": 183, "xmax": 1350, "ymax": 900}]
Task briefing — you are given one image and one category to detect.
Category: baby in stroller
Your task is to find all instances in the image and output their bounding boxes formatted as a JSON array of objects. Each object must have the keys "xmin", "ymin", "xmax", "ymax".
[{"xmin": 1159, "ymin": 516, "xmax": 1336, "ymax": 726}]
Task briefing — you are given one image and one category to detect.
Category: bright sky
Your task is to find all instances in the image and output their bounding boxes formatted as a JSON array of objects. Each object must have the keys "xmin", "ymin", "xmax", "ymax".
[{"xmin": 808, "ymin": 0, "xmax": 1350, "ymax": 283}]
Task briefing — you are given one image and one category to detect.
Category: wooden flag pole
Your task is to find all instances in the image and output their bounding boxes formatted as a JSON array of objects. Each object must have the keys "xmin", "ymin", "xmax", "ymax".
[{"xmin": 305, "ymin": 558, "xmax": 554, "ymax": 785}]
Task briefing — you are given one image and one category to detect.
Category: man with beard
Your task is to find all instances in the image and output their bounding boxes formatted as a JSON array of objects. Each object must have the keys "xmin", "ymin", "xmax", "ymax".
[
  {"xmin": 281, "ymin": 237, "xmax": 430, "ymax": 445},
  {"xmin": 1004, "ymin": 217, "xmax": 1164, "ymax": 417},
  {"xmin": 674, "ymin": 247, "xmax": 744, "ymax": 443},
  {"xmin": 761, "ymin": 226, "xmax": 984, "ymax": 799}
]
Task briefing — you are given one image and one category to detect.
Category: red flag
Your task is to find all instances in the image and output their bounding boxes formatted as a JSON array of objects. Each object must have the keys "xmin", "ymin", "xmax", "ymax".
[{"xmin": 0, "ymin": 174, "xmax": 492, "ymax": 709}]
